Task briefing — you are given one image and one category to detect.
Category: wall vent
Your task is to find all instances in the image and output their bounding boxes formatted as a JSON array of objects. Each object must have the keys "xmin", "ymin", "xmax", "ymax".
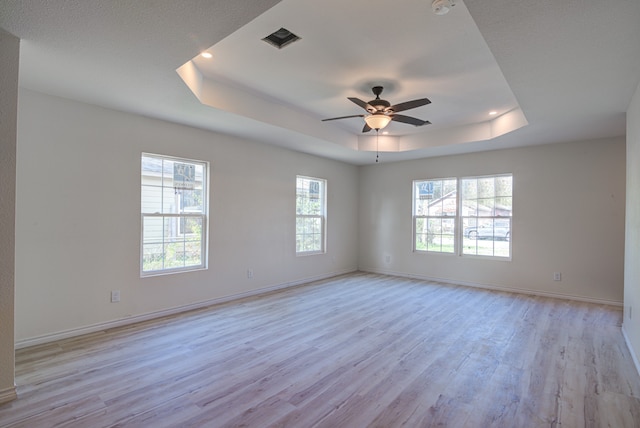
[{"xmin": 262, "ymin": 28, "xmax": 301, "ymax": 49}]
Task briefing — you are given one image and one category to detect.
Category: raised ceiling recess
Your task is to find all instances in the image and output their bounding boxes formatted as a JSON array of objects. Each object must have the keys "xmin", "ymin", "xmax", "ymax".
[{"xmin": 177, "ymin": 0, "xmax": 526, "ymax": 158}]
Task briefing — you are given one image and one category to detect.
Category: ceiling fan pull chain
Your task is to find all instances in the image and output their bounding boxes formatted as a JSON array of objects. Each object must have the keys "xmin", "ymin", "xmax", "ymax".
[{"xmin": 376, "ymin": 130, "xmax": 379, "ymax": 163}]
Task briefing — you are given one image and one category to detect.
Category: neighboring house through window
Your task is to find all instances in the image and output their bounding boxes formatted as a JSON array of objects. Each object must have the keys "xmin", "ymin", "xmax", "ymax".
[{"xmin": 141, "ymin": 153, "xmax": 208, "ymax": 275}]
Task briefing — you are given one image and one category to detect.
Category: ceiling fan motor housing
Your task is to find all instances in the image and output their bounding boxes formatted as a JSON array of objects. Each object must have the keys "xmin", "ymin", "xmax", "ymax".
[
  {"xmin": 368, "ymin": 86, "xmax": 391, "ymax": 112},
  {"xmin": 368, "ymin": 99, "xmax": 391, "ymax": 113}
]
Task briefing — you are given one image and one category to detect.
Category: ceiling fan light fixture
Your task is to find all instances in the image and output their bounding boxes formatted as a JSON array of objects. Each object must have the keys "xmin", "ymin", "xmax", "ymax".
[{"xmin": 364, "ymin": 114, "xmax": 392, "ymax": 130}]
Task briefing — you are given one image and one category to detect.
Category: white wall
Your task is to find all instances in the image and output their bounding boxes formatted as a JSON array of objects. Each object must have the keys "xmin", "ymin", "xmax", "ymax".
[
  {"xmin": 15, "ymin": 89, "xmax": 359, "ymax": 344},
  {"xmin": 623, "ymin": 80, "xmax": 640, "ymax": 366},
  {"xmin": 358, "ymin": 138, "xmax": 626, "ymax": 304},
  {"xmin": 0, "ymin": 29, "xmax": 19, "ymax": 404}
]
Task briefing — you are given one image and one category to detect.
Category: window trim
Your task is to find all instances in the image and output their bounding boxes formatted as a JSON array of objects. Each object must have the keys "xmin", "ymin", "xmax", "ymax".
[
  {"xmin": 140, "ymin": 153, "xmax": 209, "ymax": 277},
  {"xmin": 296, "ymin": 175, "xmax": 327, "ymax": 256}
]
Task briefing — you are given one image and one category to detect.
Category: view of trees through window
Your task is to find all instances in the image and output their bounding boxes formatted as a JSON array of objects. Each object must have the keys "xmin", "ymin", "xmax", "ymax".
[
  {"xmin": 296, "ymin": 176, "xmax": 326, "ymax": 254},
  {"xmin": 141, "ymin": 154, "xmax": 207, "ymax": 275}
]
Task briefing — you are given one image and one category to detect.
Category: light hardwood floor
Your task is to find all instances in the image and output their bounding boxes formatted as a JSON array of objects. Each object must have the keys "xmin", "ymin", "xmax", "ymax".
[{"xmin": 2, "ymin": 273, "xmax": 640, "ymax": 427}]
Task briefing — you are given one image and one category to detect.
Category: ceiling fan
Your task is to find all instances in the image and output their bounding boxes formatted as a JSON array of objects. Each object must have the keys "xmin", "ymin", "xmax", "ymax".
[{"xmin": 322, "ymin": 86, "xmax": 432, "ymax": 133}]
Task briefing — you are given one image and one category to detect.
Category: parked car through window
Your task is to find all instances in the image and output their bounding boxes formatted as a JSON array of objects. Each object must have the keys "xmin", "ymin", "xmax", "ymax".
[{"xmin": 464, "ymin": 219, "xmax": 511, "ymax": 241}]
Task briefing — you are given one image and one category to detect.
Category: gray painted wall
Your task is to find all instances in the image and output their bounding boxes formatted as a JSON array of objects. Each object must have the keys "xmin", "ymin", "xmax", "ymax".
[{"xmin": 0, "ymin": 29, "xmax": 19, "ymax": 403}]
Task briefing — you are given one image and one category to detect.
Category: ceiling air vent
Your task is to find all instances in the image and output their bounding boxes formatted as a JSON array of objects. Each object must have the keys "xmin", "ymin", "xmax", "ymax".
[{"xmin": 262, "ymin": 28, "xmax": 301, "ymax": 49}]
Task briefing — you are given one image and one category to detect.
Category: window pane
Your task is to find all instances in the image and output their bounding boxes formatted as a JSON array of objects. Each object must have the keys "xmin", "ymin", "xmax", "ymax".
[
  {"xmin": 178, "ymin": 216, "xmax": 202, "ymax": 236},
  {"xmin": 184, "ymin": 239, "xmax": 202, "ymax": 267},
  {"xmin": 161, "ymin": 160, "xmax": 174, "ymax": 187},
  {"xmin": 478, "ymin": 198, "xmax": 495, "ymax": 217},
  {"xmin": 142, "ymin": 243, "xmax": 164, "ymax": 272},
  {"xmin": 495, "ymin": 176, "xmax": 512, "ymax": 197},
  {"xmin": 496, "ymin": 197, "xmax": 512, "ymax": 216},
  {"xmin": 415, "ymin": 218, "xmax": 428, "ymax": 251},
  {"xmin": 463, "ymin": 199, "xmax": 478, "ymax": 217},
  {"xmin": 478, "ymin": 177, "xmax": 495, "ymax": 198},
  {"xmin": 462, "ymin": 179, "xmax": 477, "ymax": 199},
  {"xmin": 141, "ymin": 185, "xmax": 162, "ymax": 214},
  {"xmin": 427, "ymin": 199, "xmax": 442, "ymax": 216},
  {"xmin": 163, "ymin": 187, "xmax": 177, "ymax": 214},
  {"xmin": 142, "ymin": 216, "xmax": 163, "ymax": 244}
]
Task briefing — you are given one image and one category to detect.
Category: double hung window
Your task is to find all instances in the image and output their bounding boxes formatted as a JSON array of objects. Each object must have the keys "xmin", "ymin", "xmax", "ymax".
[
  {"xmin": 141, "ymin": 153, "xmax": 208, "ymax": 275},
  {"xmin": 296, "ymin": 176, "xmax": 326, "ymax": 255}
]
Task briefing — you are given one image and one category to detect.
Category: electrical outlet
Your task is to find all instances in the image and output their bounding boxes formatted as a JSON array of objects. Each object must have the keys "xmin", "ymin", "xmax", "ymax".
[
  {"xmin": 247, "ymin": 269, "xmax": 253, "ymax": 279},
  {"xmin": 553, "ymin": 272, "xmax": 561, "ymax": 281},
  {"xmin": 111, "ymin": 290, "xmax": 121, "ymax": 303}
]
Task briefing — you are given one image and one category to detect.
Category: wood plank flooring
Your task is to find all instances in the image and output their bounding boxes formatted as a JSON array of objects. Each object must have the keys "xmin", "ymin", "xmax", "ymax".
[{"xmin": 2, "ymin": 272, "xmax": 640, "ymax": 427}]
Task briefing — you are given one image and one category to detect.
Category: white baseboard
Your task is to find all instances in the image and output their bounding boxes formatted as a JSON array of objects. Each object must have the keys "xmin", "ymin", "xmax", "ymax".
[
  {"xmin": 0, "ymin": 386, "xmax": 17, "ymax": 404},
  {"xmin": 622, "ymin": 325, "xmax": 640, "ymax": 378},
  {"xmin": 15, "ymin": 268, "xmax": 357, "ymax": 349},
  {"xmin": 360, "ymin": 267, "xmax": 623, "ymax": 307}
]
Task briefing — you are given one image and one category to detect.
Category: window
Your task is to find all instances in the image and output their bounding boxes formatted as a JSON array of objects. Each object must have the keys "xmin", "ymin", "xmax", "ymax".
[
  {"xmin": 461, "ymin": 174, "xmax": 512, "ymax": 258},
  {"xmin": 412, "ymin": 174, "xmax": 513, "ymax": 259},
  {"xmin": 413, "ymin": 179, "xmax": 457, "ymax": 253},
  {"xmin": 141, "ymin": 153, "xmax": 208, "ymax": 275},
  {"xmin": 296, "ymin": 176, "xmax": 326, "ymax": 254}
]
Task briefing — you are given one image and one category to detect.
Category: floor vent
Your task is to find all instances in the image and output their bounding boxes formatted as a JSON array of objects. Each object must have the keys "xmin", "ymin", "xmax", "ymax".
[{"xmin": 262, "ymin": 28, "xmax": 301, "ymax": 49}]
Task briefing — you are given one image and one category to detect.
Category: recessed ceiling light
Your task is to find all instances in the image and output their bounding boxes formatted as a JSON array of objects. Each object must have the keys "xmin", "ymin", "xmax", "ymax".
[
  {"xmin": 382, "ymin": 131, "xmax": 389, "ymax": 135},
  {"xmin": 200, "ymin": 52, "xmax": 213, "ymax": 59},
  {"xmin": 489, "ymin": 111, "xmax": 497, "ymax": 116}
]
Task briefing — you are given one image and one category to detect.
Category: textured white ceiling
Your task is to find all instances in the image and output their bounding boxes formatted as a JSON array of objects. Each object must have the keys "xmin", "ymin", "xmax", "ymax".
[
  {"xmin": 1, "ymin": 0, "xmax": 639, "ymax": 164},
  {"xmin": 180, "ymin": 0, "xmax": 524, "ymax": 157}
]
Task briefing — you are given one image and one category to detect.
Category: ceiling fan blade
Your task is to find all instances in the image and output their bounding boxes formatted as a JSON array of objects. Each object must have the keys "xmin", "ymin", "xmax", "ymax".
[
  {"xmin": 391, "ymin": 114, "xmax": 431, "ymax": 126},
  {"xmin": 322, "ymin": 114, "xmax": 365, "ymax": 122},
  {"xmin": 390, "ymin": 98, "xmax": 431, "ymax": 113},
  {"xmin": 348, "ymin": 97, "xmax": 375, "ymax": 112},
  {"xmin": 362, "ymin": 123, "xmax": 372, "ymax": 133}
]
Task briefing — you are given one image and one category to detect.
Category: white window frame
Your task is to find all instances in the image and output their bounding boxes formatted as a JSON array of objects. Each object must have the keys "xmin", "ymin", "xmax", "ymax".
[
  {"xmin": 412, "ymin": 178, "xmax": 458, "ymax": 254},
  {"xmin": 141, "ymin": 153, "xmax": 209, "ymax": 276},
  {"xmin": 460, "ymin": 174, "xmax": 512, "ymax": 259},
  {"xmin": 296, "ymin": 175, "xmax": 327, "ymax": 255}
]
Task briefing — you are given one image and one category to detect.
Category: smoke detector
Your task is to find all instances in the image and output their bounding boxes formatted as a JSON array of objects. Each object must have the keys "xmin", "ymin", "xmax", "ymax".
[{"xmin": 432, "ymin": 0, "xmax": 456, "ymax": 15}]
